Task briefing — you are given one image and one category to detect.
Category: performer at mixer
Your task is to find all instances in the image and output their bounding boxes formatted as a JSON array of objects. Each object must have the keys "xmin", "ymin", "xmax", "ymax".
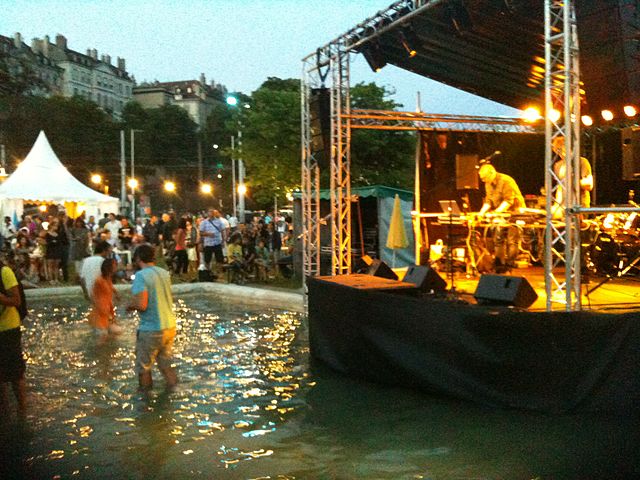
[{"xmin": 477, "ymin": 163, "xmax": 525, "ymax": 273}]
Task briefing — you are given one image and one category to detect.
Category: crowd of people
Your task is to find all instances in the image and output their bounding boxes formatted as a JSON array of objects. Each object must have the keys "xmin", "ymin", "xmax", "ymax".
[
  {"xmin": 0, "ymin": 207, "xmax": 296, "ymax": 420},
  {"xmin": 0, "ymin": 207, "xmax": 295, "ymax": 288}
]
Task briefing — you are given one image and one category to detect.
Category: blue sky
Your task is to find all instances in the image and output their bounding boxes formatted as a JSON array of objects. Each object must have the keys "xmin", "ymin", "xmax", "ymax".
[{"xmin": 1, "ymin": 0, "xmax": 518, "ymax": 116}]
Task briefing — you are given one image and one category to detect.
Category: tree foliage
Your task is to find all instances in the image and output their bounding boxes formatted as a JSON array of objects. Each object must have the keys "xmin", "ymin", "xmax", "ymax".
[
  {"xmin": 237, "ymin": 77, "xmax": 300, "ymax": 208},
  {"xmin": 350, "ymin": 82, "xmax": 414, "ymax": 189}
]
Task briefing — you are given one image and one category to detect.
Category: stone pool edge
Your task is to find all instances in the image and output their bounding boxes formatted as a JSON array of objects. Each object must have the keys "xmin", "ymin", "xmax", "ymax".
[{"xmin": 25, "ymin": 283, "xmax": 305, "ymax": 313}]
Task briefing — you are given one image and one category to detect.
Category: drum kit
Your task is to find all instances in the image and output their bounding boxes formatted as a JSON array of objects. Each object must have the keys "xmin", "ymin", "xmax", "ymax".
[{"xmin": 589, "ymin": 211, "xmax": 640, "ymax": 277}]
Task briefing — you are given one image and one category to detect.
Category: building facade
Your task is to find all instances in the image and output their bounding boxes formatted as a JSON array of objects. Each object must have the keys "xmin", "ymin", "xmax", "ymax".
[
  {"xmin": 0, "ymin": 32, "xmax": 63, "ymax": 96},
  {"xmin": 1, "ymin": 32, "xmax": 134, "ymax": 117},
  {"xmin": 133, "ymin": 74, "xmax": 226, "ymax": 128}
]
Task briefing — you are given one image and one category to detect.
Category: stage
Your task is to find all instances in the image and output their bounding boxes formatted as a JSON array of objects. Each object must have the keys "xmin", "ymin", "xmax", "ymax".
[
  {"xmin": 431, "ymin": 265, "xmax": 640, "ymax": 313},
  {"xmin": 307, "ymin": 271, "xmax": 640, "ymax": 414}
]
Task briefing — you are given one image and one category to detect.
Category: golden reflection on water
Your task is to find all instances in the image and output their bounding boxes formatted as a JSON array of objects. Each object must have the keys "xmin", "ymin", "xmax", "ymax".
[{"xmin": 17, "ymin": 296, "xmax": 310, "ymax": 478}]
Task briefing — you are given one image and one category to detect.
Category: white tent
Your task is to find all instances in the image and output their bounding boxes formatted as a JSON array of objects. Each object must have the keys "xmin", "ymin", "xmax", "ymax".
[{"xmin": 0, "ymin": 131, "xmax": 119, "ymax": 221}]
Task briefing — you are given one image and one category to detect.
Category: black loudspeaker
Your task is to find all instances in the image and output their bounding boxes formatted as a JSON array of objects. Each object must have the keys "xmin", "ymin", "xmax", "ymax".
[
  {"xmin": 455, "ymin": 154, "xmax": 480, "ymax": 190},
  {"xmin": 621, "ymin": 127, "xmax": 640, "ymax": 181},
  {"xmin": 365, "ymin": 259, "xmax": 398, "ymax": 280},
  {"xmin": 474, "ymin": 274, "xmax": 538, "ymax": 309},
  {"xmin": 310, "ymin": 87, "xmax": 331, "ymax": 169},
  {"xmin": 402, "ymin": 265, "xmax": 447, "ymax": 293}
]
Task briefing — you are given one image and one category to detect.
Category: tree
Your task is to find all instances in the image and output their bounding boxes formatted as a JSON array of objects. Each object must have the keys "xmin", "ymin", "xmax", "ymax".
[
  {"xmin": 350, "ymin": 82, "xmax": 414, "ymax": 188},
  {"xmin": 234, "ymin": 77, "xmax": 300, "ymax": 208}
]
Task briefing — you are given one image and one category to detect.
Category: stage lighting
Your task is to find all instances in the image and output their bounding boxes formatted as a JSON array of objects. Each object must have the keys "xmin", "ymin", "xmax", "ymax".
[
  {"xmin": 601, "ymin": 109, "xmax": 614, "ymax": 121},
  {"xmin": 362, "ymin": 42, "xmax": 387, "ymax": 72},
  {"xmin": 548, "ymin": 108, "xmax": 561, "ymax": 122},
  {"xmin": 581, "ymin": 115, "xmax": 594, "ymax": 126},
  {"xmin": 624, "ymin": 105, "xmax": 637, "ymax": 117},
  {"xmin": 399, "ymin": 28, "xmax": 419, "ymax": 58},
  {"xmin": 522, "ymin": 107, "xmax": 541, "ymax": 123}
]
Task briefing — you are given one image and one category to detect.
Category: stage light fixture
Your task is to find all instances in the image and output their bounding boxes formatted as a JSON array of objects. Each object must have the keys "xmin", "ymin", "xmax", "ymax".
[
  {"xmin": 362, "ymin": 42, "xmax": 387, "ymax": 72},
  {"xmin": 624, "ymin": 105, "xmax": 637, "ymax": 117},
  {"xmin": 522, "ymin": 107, "xmax": 541, "ymax": 123},
  {"xmin": 548, "ymin": 108, "xmax": 561, "ymax": 122},
  {"xmin": 581, "ymin": 115, "xmax": 594, "ymax": 126},
  {"xmin": 601, "ymin": 109, "xmax": 614, "ymax": 121},
  {"xmin": 399, "ymin": 29, "xmax": 419, "ymax": 58}
]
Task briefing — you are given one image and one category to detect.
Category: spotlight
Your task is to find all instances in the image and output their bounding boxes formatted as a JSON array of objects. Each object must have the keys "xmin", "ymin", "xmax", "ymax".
[
  {"xmin": 361, "ymin": 41, "xmax": 387, "ymax": 73},
  {"xmin": 164, "ymin": 181, "xmax": 176, "ymax": 192},
  {"xmin": 581, "ymin": 115, "xmax": 593, "ymax": 126},
  {"xmin": 39, "ymin": 205, "xmax": 47, "ymax": 212},
  {"xmin": 624, "ymin": 105, "xmax": 637, "ymax": 117},
  {"xmin": 399, "ymin": 29, "xmax": 419, "ymax": 58},
  {"xmin": 548, "ymin": 108, "xmax": 561, "ymax": 122},
  {"xmin": 522, "ymin": 106, "xmax": 541, "ymax": 123},
  {"xmin": 91, "ymin": 174, "xmax": 102, "ymax": 185},
  {"xmin": 237, "ymin": 184, "xmax": 247, "ymax": 195},
  {"xmin": 601, "ymin": 109, "xmax": 614, "ymax": 121}
]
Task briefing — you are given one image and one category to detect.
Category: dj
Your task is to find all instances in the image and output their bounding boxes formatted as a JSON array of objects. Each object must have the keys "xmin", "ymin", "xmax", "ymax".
[{"xmin": 477, "ymin": 162, "xmax": 525, "ymax": 273}]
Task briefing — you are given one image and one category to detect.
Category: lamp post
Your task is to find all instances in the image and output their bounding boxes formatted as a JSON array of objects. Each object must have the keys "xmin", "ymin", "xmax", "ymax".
[
  {"xmin": 130, "ymin": 129, "xmax": 143, "ymax": 219},
  {"xmin": 227, "ymin": 95, "xmax": 249, "ymax": 223}
]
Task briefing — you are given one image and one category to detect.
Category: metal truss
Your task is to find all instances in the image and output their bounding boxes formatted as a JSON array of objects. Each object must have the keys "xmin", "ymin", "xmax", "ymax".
[
  {"xmin": 330, "ymin": 51, "xmax": 352, "ymax": 275},
  {"xmin": 544, "ymin": 0, "xmax": 582, "ymax": 311},
  {"xmin": 300, "ymin": 57, "xmax": 321, "ymax": 281},
  {"xmin": 348, "ymin": 109, "xmax": 538, "ymax": 133}
]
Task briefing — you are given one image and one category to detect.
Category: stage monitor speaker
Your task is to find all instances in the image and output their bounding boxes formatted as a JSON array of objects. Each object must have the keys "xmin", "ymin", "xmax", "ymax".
[
  {"xmin": 474, "ymin": 274, "xmax": 538, "ymax": 309},
  {"xmin": 456, "ymin": 154, "xmax": 479, "ymax": 190},
  {"xmin": 366, "ymin": 259, "xmax": 398, "ymax": 280},
  {"xmin": 621, "ymin": 127, "xmax": 640, "ymax": 181},
  {"xmin": 402, "ymin": 265, "xmax": 446, "ymax": 293}
]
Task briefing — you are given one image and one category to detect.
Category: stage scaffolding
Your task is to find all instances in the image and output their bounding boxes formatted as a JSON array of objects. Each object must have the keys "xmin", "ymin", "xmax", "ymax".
[{"xmin": 302, "ymin": 0, "xmax": 585, "ymax": 311}]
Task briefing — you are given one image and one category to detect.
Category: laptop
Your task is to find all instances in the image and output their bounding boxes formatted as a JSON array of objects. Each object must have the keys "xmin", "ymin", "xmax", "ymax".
[{"xmin": 438, "ymin": 200, "xmax": 462, "ymax": 215}]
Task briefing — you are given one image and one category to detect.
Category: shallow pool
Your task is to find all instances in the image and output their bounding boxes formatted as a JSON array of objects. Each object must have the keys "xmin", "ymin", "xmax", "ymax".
[{"xmin": 1, "ymin": 295, "xmax": 638, "ymax": 479}]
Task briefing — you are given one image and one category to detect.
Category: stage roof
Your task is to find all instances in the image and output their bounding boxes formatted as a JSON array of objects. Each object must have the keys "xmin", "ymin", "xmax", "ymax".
[{"xmin": 348, "ymin": 1, "xmax": 640, "ymax": 116}]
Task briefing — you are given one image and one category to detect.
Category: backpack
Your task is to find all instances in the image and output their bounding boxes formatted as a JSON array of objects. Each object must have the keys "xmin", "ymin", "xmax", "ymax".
[{"xmin": 0, "ymin": 266, "xmax": 28, "ymax": 322}]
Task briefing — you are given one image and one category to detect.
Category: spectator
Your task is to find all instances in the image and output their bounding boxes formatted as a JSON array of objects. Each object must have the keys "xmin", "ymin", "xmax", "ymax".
[
  {"xmin": 69, "ymin": 218, "xmax": 90, "ymax": 276},
  {"xmin": 199, "ymin": 208, "xmax": 225, "ymax": 276},
  {"xmin": 118, "ymin": 218, "xmax": 134, "ymax": 252},
  {"xmin": 104, "ymin": 214, "xmax": 121, "ymax": 248},
  {"xmin": 173, "ymin": 218, "xmax": 188, "ymax": 275},
  {"xmin": 0, "ymin": 258, "xmax": 27, "ymax": 418},
  {"xmin": 127, "ymin": 244, "xmax": 177, "ymax": 391},
  {"xmin": 142, "ymin": 215, "xmax": 160, "ymax": 246}
]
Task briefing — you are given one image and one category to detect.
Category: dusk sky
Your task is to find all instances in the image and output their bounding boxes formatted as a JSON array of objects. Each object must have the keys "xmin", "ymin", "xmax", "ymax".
[{"xmin": 2, "ymin": 0, "xmax": 519, "ymax": 116}]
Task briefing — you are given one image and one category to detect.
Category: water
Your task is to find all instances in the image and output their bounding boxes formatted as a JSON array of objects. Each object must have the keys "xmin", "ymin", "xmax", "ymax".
[{"xmin": 1, "ymin": 296, "xmax": 638, "ymax": 479}]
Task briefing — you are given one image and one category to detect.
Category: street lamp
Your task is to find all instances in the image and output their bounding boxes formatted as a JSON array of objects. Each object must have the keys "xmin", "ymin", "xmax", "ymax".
[
  {"xmin": 227, "ymin": 94, "xmax": 250, "ymax": 223},
  {"xmin": 130, "ymin": 129, "xmax": 143, "ymax": 218},
  {"xmin": 164, "ymin": 181, "xmax": 176, "ymax": 193},
  {"xmin": 200, "ymin": 183, "xmax": 212, "ymax": 195},
  {"xmin": 127, "ymin": 178, "xmax": 139, "ymax": 190},
  {"xmin": 237, "ymin": 183, "xmax": 247, "ymax": 195},
  {"xmin": 91, "ymin": 173, "xmax": 102, "ymax": 185}
]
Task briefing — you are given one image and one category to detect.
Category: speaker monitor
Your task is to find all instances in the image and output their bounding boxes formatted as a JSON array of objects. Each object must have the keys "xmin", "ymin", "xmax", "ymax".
[
  {"xmin": 622, "ymin": 127, "xmax": 640, "ymax": 181},
  {"xmin": 355, "ymin": 255, "xmax": 398, "ymax": 280},
  {"xmin": 474, "ymin": 274, "xmax": 538, "ymax": 309},
  {"xmin": 402, "ymin": 265, "xmax": 447, "ymax": 293},
  {"xmin": 456, "ymin": 153, "xmax": 480, "ymax": 190}
]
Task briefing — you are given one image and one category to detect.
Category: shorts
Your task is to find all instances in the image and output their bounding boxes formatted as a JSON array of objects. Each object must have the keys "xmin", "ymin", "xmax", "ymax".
[
  {"xmin": 203, "ymin": 245, "xmax": 224, "ymax": 265},
  {"xmin": 0, "ymin": 327, "xmax": 26, "ymax": 382},
  {"xmin": 135, "ymin": 328, "xmax": 176, "ymax": 374}
]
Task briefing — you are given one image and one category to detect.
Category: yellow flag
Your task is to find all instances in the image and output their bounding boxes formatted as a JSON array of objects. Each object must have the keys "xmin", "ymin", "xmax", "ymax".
[{"xmin": 386, "ymin": 194, "xmax": 408, "ymax": 250}]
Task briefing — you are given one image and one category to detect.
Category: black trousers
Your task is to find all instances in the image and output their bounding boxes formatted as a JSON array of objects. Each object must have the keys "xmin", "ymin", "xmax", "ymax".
[{"xmin": 174, "ymin": 250, "xmax": 188, "ymax": 274}]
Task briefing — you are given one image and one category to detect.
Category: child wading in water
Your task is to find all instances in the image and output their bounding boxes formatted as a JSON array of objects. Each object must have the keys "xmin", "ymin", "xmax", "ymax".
[{"xmin": 89, "ymin": 258, "xmax": 123, "ymax": 342}]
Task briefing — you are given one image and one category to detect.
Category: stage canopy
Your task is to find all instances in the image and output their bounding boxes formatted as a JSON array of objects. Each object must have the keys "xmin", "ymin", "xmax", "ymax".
[
  {"xmin": 352, "ymin": 1, "xmax": 639, "ymax": 118},
  {"xmin": 0, "ymin": 130, "xmax": 119, "ymax": 219}
]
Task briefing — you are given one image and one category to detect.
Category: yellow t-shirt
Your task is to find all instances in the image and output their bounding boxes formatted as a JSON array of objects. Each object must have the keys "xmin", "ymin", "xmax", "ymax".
[{"xmin": 0, "ymin": 266, "xmax": 20, "ymax": 332}]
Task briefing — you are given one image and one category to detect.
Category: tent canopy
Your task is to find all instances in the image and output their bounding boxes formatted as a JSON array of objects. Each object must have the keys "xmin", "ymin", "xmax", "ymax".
[{"xmin": 0, "ymin": 131, "xmax": 118, "ymax": 205}]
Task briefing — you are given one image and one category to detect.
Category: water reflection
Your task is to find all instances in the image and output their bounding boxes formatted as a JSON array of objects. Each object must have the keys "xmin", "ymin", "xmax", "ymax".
[{"xmin": 3, "ymin": 295, "xmax": 638, "ymax": 479}]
